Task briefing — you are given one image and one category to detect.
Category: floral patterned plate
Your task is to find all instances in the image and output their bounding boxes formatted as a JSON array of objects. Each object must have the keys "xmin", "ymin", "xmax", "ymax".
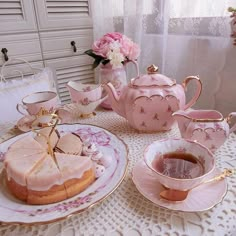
[
  {"xmin": 132, "ymin": 160, "xmax": 227, "ymax": 212},
  {"xmin": 0, "ymin": 124, "xmax": 128, "ymax": 225}
]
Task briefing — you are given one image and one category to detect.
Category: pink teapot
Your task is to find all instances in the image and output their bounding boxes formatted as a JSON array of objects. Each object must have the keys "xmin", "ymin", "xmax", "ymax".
[
  {"xmin": 173, "ymin": 109, "xmax": 236, "ymax": 152},
  {"xmin": 103, "ymin": 64, "xmax": 202, "ymax": 132}
]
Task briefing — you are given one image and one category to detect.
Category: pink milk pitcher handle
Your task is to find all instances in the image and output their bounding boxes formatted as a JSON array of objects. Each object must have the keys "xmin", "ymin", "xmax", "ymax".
[
  {"xmin": 124, "ymin": 60, "xmax": 140, "ymax": 76},
  {"xmin": 182, "ymin": 76, "xmax": 202, "ymax": 110},
  {"xmin": 227, "ymin": 112, "xmax": 236, "ymax": 133}
]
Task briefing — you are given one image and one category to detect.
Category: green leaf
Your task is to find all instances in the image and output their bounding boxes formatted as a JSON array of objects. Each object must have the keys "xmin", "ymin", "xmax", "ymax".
[
  {"xmin": 101, "ymin": 59, "xmax": 110, "ymax": 65},
  {"xmin": 84, "ymin": 49, "xmax": 104, "ymax": 60},
  {"xmin": 92, "ymin": 58, "xmax": 103, "ymax": 69}
]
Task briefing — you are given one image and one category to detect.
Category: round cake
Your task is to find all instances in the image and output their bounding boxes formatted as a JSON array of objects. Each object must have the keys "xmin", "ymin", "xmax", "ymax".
[{"xmin": 4, "ymin": 129, "xmax": 97, "ymax": 205}]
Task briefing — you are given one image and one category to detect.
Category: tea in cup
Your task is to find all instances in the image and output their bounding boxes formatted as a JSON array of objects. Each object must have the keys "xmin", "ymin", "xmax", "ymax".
[
  {"xmin": 144, "ymin": 138, "xmax": 215, "ymax": 191},
  {"xmin": 17, "ymin": 91, "xmax": 59, "ymax": 116}
]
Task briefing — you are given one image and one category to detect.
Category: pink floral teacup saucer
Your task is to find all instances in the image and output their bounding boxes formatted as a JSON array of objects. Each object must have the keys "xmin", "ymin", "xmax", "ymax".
[
  {"xmin": 132, "ymin": 160, "xmax": 227, "ymax": 212},
  {"xmin": 16, "ymin": 113, "xmax": 61, "ymax": 132},
  {"xmin": 16, "ymin": 115, "xmax": 37, "ymax": 132}
]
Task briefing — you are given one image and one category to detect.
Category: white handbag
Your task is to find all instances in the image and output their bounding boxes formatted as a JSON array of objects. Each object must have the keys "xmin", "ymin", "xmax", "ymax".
[{"xmin": 0, "ymin": 57, "xmax": 59, "ymax": 124}]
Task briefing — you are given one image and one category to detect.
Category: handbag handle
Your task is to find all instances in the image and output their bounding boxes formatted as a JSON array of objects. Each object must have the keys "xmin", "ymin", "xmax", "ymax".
[{"xmin": 0, "ymin": 57, "xmax": 42, "ymax": 83}]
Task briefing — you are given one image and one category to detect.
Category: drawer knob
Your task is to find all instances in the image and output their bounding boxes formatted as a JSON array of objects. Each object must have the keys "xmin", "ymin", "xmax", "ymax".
[
  {"xmin": 1, "ymin": 48, "xmax": 8, "ymax": 61},
  {"xmin": 71, "ymin": 41, "xmax": 77, "ymax": 53}
]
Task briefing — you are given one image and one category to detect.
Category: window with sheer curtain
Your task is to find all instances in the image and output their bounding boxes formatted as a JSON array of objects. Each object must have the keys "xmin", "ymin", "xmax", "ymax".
[{"xmin": 90, "ymin": 0, "xmax": 236, "ymax": 115}]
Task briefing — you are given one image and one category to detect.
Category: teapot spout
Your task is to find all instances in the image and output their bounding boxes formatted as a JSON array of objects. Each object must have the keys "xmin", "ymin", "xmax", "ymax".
[
  {"xmin": 172, "ymin": 110, "xmax": 191, "ymax": 137},
  {"xmin": 102, "ymin": 83, "xmax": 125, "ymax": 117}
]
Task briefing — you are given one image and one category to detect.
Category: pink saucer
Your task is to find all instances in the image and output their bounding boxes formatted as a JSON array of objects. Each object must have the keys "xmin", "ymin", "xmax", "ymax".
[
  {"xmin": 132, "ymin": 160, "xmax": 227, "ymax": 212},
  {"xmin": 16, "ymin": 114, "xmax": 61, "ymax": 132},
  {"xmin": 16, "ymin": 115, "xmax": 36, "ymax": 132}
]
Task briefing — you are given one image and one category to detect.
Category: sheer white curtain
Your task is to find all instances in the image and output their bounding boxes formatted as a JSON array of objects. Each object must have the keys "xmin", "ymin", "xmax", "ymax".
[{"xmin": 90, "ymin": 0, "xmax": 236, "ymax": 115}]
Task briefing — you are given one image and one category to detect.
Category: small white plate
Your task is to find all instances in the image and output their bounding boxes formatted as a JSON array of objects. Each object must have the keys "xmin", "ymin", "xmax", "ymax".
[
  {"xmin": 0, "ymin": 124, "xmax": 128, "ymax": 225},
  {"xmin": 132, "ymin": 160, "xmax": 227, "ymax": 212}
]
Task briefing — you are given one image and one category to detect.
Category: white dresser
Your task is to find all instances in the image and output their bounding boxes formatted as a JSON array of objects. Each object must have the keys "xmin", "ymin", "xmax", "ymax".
[{"xmin": 0, "ymin": 0, "xmax": 94, "ymax": 104}]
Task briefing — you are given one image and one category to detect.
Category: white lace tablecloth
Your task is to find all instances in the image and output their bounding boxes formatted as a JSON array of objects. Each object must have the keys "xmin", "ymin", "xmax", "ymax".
[{"xmin": 0, "ymin": 110, "xmax": 235, "ymax": 236}]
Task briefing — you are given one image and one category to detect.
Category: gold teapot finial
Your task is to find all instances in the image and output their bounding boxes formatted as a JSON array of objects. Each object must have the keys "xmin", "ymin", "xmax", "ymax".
[{"xmin": 147, "ymin": 64, "xmax": 159, "ymax": 74}]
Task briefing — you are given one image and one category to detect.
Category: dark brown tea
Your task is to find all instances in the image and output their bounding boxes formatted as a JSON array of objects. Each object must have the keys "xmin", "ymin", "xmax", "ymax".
[{"xmin": 152, "ymin": 152, "xmax": 204, "ymax": 179}]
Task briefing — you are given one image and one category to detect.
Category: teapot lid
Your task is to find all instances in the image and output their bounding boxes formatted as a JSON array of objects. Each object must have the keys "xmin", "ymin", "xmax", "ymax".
[{"xmin": 130, "ymin": 64, "xmax": 176, "ymax": 87}]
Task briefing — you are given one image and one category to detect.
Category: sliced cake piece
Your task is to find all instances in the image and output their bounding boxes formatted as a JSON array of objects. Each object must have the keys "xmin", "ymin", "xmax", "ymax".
[
  {"xmin": 7, "ymin": 135, "xmax": 45, "ymax": 152},
  {"xmin": 55, "ymin": 152, "xmax": 95, "ymax": 198},
  {"xmin": 4, "ymin": 136, "xmax": 46, "ymax": 163},
  {"xmin": 27, "ymin": 154, "xmax": 67, "ymax": 205},
  {"xmin": 55, "ymin": 133, "xmax": 83, "ymax": 155},
  {"xmin": 5, "ymin": 152, "xmax": 47, "ymax": 201}
]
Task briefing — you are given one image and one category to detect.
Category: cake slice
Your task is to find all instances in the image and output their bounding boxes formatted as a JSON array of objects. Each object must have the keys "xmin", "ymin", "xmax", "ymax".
[
  {"xmin": 55, "ymin": 152, "xmax": 95, "ymax": 198},
  {"xmin": 7, "ymin": 135, "xmax": 45, "ymax": 151},
  {"xmin": 26, "ymin": 154, "xmax": 67, "ymax": 205},
  {"xmin": 5, "ymin": 136, "xmax": 46, "ymax": 163},
  {"xmin": 5, "ymin": 152, "xmax": 47, "ymax": 201}
]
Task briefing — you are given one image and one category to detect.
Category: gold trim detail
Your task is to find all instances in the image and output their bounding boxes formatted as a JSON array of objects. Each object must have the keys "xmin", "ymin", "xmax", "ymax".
[{"xmin": 176, "ymin": 113, "xmax": 225, "ymax": 123}]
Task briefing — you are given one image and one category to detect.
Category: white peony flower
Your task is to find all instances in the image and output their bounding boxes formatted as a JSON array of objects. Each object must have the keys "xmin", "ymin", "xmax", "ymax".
[{"xmin": 107, "ymin": 49, "xmax": 124, "ymax": 68}]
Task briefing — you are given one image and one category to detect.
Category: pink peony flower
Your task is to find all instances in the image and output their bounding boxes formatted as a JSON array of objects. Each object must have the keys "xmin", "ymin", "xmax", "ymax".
[
  {"xmin": 120, "ymin": 36, "xmax": 140, "ymax": 60},
  {"xmin": 86, "ymin": 32, "xmax": 140, "ymax": 68},
  {"xmin": 92, "ymin": 32, "xmax": 123, "ymax": 57},
  {"xmin": 120, "ymin": 35, "xmax": 133, "ymax": 57},
  {"xmin": 92, "ymin": 37, "xmax": 113, "ymax": 58},
  {"xmin": 128, "ymin": 43, "xmax": 141, "ymax": 61},
  {"xmin": 105, "ymin": 32, "xmax": 123, "ymax": 41}
]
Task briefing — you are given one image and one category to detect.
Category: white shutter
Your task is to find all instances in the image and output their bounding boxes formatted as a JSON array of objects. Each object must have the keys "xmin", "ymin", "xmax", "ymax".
[
  {"xmin": 0, "ymin": 0, "xmax": 23, "ymax": 20},
  {"xmin": 46, "ymin": 0, "xmax": 89, "ymax": 17},
  {"xmin": 0, "ymin": 0, "xmax": 37, "ymax": 33},
  {"xmin": 34, "ymin": 0, "xmax": 92, "ymax": 31}
]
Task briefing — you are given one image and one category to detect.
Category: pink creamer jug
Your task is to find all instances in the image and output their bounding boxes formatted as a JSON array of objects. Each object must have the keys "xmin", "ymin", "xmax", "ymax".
[{"xmin": 173, "ymin": 109, "xmax": 236, "ymax": 152}]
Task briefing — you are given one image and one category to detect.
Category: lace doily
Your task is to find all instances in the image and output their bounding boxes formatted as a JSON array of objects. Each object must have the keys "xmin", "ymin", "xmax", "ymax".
[{"xmin": 0, "ymin": 110, "xmax": 235, "ymax": 236}]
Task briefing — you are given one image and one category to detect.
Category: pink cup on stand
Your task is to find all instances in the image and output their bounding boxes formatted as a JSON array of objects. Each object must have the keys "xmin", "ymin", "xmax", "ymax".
[{"xmin": 66, "ymin": 81, "xmax": 102, "ymax": 105}]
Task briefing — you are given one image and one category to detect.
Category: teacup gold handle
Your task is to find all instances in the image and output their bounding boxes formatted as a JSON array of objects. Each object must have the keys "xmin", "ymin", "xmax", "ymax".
[
  {"xmin": 182, "ymin": 76, "xmax": 202, "ymax": 110},
  {"xmin": 16, "ymin": 103, "xmax": 28, "ymax": 115}
]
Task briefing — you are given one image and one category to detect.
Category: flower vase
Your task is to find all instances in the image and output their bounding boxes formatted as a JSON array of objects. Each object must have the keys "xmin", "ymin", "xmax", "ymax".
[{"xmin": 99, "ymin": 64, "xmax": 127, "ymax": 110}]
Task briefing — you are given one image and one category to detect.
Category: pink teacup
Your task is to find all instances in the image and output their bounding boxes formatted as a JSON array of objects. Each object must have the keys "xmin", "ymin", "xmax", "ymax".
[
  {"xmin": 17, "ymin": 91, "xmax": 59, "ymax": 116},
  {"xmin": 144, "ymin": 138, "xmax": 215, "ymax": 191},
  {"xmin": 67, "ymin": 81, "xmax": 102, "ymax": 105}
]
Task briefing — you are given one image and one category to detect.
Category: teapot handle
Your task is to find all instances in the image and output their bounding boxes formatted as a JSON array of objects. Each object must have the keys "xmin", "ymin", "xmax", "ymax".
[
  {"xmin": 227, "ymin": 112, "xmax": 236, "ymax": 133},
  {"xmin": 124, "ymin": 60, "xmax": 139, "ymax": 77},
  {"xmin": 182, "ymin": 76, "xmax": 202, "ymax": 110}
]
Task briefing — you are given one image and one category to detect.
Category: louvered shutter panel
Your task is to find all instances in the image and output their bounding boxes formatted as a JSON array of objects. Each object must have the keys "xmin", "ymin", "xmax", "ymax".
[
  {"xmin": 0, "ymin": 0, "xmax": 37, "ymax": 33},
  {"xmin": 34, "ymin": 0, "xmax": 92, "ymax": 30},
  {"xmin": 45, "ymin": 56, "xmax": 94, "ymax": 104}
]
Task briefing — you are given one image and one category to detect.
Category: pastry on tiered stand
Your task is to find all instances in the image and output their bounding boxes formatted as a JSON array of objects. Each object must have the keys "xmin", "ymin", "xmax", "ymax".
[{"xmin": 3, "ymin": 114, "xmax": 110, "ymax": 205}]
